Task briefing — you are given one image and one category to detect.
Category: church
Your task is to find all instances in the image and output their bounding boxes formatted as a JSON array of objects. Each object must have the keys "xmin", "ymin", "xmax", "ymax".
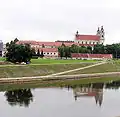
[{"xmin": 74, "ymin": 26, "xmax": 105, "ymax": 48}]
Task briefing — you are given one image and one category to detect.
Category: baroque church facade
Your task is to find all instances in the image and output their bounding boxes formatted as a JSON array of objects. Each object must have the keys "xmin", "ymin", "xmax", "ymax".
[{"xmin": 74, "ymin": 26, "xmax": 105, "ymax": 46}]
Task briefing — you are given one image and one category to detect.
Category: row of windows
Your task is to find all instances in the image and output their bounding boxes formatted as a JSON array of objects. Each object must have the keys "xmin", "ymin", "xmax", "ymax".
[
  {"xmin": 78, "ymin": 41, "xmax": 99, "ymax": 45},
  {"xmin": 31, "ymin": 45, "xmax": 55, "ymax": 48},
  {"xmin": 44, "ymin": 52, "xmax": 56, "ymax": 55}
]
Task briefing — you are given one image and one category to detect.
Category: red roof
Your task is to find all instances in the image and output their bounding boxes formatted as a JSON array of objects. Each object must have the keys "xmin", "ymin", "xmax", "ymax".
[
  {"xmin": 17, "ymin": 40, "xmax": 96, "ymax": 47},
  {"xmin": 39, "ymin": 48, "xmax": 58, "ymax": 52},
  {"xmin": 71, "ymin": 53, "xmax": 112, "ymax": 59},
  {"xmin": 76, "ymin": 35, "xmax": 100, "ymax": 41},
  {"xmin": 17, "ymin": 40, "xmax": 79, "ymax": 47}
]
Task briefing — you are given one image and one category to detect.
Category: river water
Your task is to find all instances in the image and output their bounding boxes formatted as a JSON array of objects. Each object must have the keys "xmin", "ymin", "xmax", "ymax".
[{"xmin": 0, "ymin": 81, "xmax": 120, "ymax": 117}]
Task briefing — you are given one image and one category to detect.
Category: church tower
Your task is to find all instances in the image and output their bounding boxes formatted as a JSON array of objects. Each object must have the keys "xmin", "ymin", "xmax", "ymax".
[{"xmin": 97, "ymin": 26, "xmax": 105, "ymax": 44}]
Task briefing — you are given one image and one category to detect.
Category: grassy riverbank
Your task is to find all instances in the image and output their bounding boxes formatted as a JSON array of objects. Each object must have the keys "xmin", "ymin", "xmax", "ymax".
[
  {"xmin": 0, "ymin": 57, "xmax": 98, "ymax": 64},
  {"xmin": 0, "ymin": 76, "xmax": 120, "ymax": 91},
  {"xmin": 0, "ymin": 63, "xmax": 93, "ymax": 78},
  {"xmin": 63, "ymin": 62, "xmax": 120, "ymax": 75},
  {"xmin": 30, "ymin": 59, "xmax": 98, "ymax": 64}
]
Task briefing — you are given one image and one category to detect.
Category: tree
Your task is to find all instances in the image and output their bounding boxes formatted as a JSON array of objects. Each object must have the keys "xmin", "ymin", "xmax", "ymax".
[
  {"xmin": 80, "ymin": 46, "xmax": 89, "ymax": 53},
  {"xmin": 87, "ymin": 46, "xmax": 92, "ymax": 53},
  {"xmin": 70, "ymin": 44, "xmax": 79, "ymax": 53},
  {"xmin": 64, "ymin": 46, "xmax": 71, "ymax": 59},
  {"xmin": 31, "ymin": 48, "xmax": 36, "ymax": 56},
  {"xmin": 6, "ymin": 39, "xmax": 33, "ymax": 63},
  {"xmin": 37, "ymin": 49, "xmax": 40, "ymax": 57},
  {"xmin": 40, "ymin": 50, "xmax": 44, "ymax": 58},
  {"xmin": 58, "ymin": 46, "xmax": 65, "ymax": 59},
  {"xmin": 93, "ymin": 44, "xmax": 105, "ymax": 54},
  {"xmin": 14, "ymin": 38, "xmax": 19, "ymax": 43}
]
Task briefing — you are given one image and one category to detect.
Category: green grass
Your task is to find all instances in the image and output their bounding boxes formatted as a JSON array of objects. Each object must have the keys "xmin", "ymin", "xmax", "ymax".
[
  {"xmin": 0, "ymin": 63, "xmax": 93, "ymax": 78},
  {"xmin": 30, "ymin": 58, "xmax": 98, "ymax": 64},
  {"xmin": 0, "ymin": 57, "xmax": 99, "ymax": 65},
  {"xmin": 0, "ymin": 76, "xmax": 120, "ymax": 91},
  {"xmin": 0, "ymin": 57, "xmax": 6, "ymax": 61},
  {"xmin": 64, "ymin": 62, "xmax": 120, "ymax": 75}
]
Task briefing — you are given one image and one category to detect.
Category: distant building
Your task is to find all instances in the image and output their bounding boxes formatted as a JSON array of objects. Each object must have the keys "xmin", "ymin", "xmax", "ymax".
[
  {"xmin": 16, "ymin": 26, "xmax": 105, "ymax": 58},
  {"xmin": 74, "ymin": 26, "xmax": 105, "ymax": 49},
  {"xmin": 0, "ymin": 40, "xmax": 3, "ymax": 57}
]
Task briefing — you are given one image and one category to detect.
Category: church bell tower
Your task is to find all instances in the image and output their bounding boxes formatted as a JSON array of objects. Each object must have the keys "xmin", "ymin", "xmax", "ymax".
[{"xmin": 97, "ymin": 26, "xmax": 105, "ymax": 44}]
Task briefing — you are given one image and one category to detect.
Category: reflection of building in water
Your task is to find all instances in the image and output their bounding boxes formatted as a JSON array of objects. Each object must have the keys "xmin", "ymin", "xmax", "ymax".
[{"xmin": 73, "ymin": 84, "xmax": 103, "ymax": 106}]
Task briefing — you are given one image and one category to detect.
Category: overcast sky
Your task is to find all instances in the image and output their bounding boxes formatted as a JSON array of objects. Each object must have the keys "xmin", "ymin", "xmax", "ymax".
[{"xmin": 0, "ymin": 0, "xmax": 120, "ymax": 44}]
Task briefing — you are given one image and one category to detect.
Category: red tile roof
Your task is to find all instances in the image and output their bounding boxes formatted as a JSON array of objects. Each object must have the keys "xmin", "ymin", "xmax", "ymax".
[
  {"xmin": 17, "ymin": 40, "xmax": 79, "ymax": 47},
  {"xmin": 39, "ymin": 48, "xmax": 58, "ymax": 52},
  {"xmin": 76, "ymin": 35, "xmax": 100, "ymax": 41},
  {"xmin": 17, "ymin": 40, "xmax": 96, "ymax": 47},
  {"xmin": 71, "ymin": 53, "xmax": 112, "ymax": 59}
]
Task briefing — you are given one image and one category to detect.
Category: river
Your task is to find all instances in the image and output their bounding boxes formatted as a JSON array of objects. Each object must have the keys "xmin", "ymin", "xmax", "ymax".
[{"xmin": 0, "ymin": 81, "xmax": 120, "ymax": 117}]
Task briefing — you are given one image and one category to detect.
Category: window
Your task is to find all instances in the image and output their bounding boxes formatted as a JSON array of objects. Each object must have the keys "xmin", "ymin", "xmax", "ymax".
[
  {"xmin": 54, "ymin": 53, "xmax": 56, "ymax": 55},
  {"xmin": 47, "ymin": 53, "xmax": 49, "ymax": 54},
  {"xmin": 82, "ymin": 41, "xmax": 83, "ymax": 44},
  {"xmin": 86, "ymin": 42, "xmax": 87, "ymax": 44},
  {"xmin": 93, "ymin": 42, "xmax": 95, "ymax": 44},
  {"xmin": 51, "ymin": 53, "xmax": 52, "ymax": 54},
  {"xmin": 44, "ymin": 53, "xmax": 45, "ymax": 54},
  {"xmin": 89, "ymin": 42, "xmax": 91, "ymax": 44}
]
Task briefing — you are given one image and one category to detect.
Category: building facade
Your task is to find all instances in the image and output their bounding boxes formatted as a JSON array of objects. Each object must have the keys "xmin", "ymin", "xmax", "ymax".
[{"xmin": 74, "ymin": 26, "xmax": 105, "ymax": 49}]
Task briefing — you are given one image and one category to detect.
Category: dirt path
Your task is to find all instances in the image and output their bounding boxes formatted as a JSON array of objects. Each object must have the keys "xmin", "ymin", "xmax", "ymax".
[
  {"xmin": 0, "ymin": 62, "xmax": 98, "ymax": 67},
  {"xmin": 46, "ymin": 62, "xmax": 107, "ymax": 76}
]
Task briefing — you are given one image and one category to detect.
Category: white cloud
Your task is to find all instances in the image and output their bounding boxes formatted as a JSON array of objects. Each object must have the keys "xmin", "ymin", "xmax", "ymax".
[{"xmin": 0, "ymin": 0, "xmax": 119, "ymax": 44}]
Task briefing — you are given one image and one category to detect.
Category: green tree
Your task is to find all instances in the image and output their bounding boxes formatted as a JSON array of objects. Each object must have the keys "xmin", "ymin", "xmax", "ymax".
[
  {"xmin": 64, "ymin": 46, "xmax": 71, "ymax": 59},
  {"xmin": 80, "ymin": 46, "xmax": 89, "ymax": 53},
  {"xmin": 6, "ymin": 39, "xmax": 33, "ymax": 63},
  {"xmin": 37, "ymin": 49, "xmax": 40, "ymax": 57},
  {"xmin": 40, "ymin": 50, "xmax": 44, "ymax": 58},
  {"xmin": 58, "ymin": 46, "xmax": 65, "ymax": 59},
  {"xmin": 87, "ymin": 46, "xmax": 92, "ymax": 53},
  {"xmin": 93, "ymin": 44, "xmax": 105, "ymax": 54}
]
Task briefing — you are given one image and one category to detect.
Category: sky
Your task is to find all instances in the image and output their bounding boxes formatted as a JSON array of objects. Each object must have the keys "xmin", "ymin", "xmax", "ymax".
[{"xmin": 0, "ymin": 0, "xmax": 120, "ymax": 44}]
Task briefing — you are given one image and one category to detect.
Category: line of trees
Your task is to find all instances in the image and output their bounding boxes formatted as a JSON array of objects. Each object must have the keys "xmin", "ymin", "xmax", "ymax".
[
  {"xmin": 58, "ymin": 44, "xmax": 92, "ymax": 59},
  {"xmin": 31, "ymin": 48, "xmax": 44, "ymax": 58},
  {"xmin": 58, "ymin": 43, "xmax": 120, "ymax": 59}
]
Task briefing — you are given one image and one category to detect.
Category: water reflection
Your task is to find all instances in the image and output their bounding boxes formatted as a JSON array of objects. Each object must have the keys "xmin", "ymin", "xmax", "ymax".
[
  {"xmin": 73, "ymin": 83, "xmax": 103, "ymax": 106},
  {"xmin": 3, "ymin": 80, "xmax": 120, "ymax": 108},
  {"xmin": 71, "ymin": 81, "xmax": 120, "ymax": 106},
  {"xmin": 4, "ymin": 89, "xmax": 33, "ymax": 107}
]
